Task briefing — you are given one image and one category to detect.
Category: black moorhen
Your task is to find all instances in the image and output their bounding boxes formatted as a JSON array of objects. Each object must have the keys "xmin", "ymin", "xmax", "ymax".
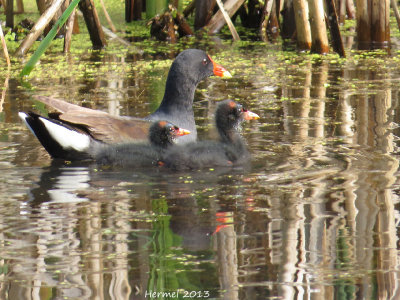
[
  {"xmin": 19, "ymin": 111, "xmax": 189, "ymax": 163},
  {"xmin": 160, "ymin": 100, "xmax": 259, "ymax": 170},
  {"xmin": 25, "ymin": 49, "xmax": 230, "ymax": 154},
  {"xmin": 92, "ymin": 121, "xmax": 190, "ymax": 167}
]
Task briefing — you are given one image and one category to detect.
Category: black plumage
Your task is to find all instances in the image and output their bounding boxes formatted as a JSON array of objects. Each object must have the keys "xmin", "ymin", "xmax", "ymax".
[
  {"xmin": 91, "ymin": 121, "xmax": 189, "ymax": 167},
  {"xmin": 160, "ymin": 100, "xmax": 259, "ymax": 170}
]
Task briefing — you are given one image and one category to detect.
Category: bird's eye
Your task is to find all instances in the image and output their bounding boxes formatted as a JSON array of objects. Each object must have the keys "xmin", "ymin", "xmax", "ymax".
[{"xmin": 202, "ymin": 58, "xmax": 208, "ymax": 65}]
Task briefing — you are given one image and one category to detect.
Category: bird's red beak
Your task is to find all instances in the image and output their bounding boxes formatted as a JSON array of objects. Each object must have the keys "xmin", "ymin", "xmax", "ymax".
[
  {"xmin": 176, "ymin": 128, "xmax": 191, "ymax": 136},
  {"xmin": 243, "ymin": 110, "xmax": 260, "ymax": 120},
  {"xmin": 208, "ymin": 55, "xmax": 232, "ymax": 78}
]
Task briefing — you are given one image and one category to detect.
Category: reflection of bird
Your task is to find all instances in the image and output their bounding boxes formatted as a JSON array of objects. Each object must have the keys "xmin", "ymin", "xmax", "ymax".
[
  {"xmin": 27, "ymin": 162, "xmax": 91, "ymax": 207},
  {"xmin": 20, "ymin": 49, "xmax": 231, "ymax": 154},
  {"xmin": 160, "ymin": 100, "xmax": 259, "ymax": 170}
]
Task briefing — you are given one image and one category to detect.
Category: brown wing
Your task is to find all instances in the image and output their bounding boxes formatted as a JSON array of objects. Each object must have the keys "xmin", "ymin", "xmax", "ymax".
[
  {"xmin": 34, "ymin": 95, "xmax": 106, "ymax": 115},
  {"xmin": 33, "ymin": 95, "xmax": 151, "ymax": 144}
]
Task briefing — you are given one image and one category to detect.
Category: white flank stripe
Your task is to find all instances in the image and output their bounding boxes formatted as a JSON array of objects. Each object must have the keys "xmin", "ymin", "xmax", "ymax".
[{"xmin": 39, "ymin": 117, "xmax": 90, "ymax": 151}]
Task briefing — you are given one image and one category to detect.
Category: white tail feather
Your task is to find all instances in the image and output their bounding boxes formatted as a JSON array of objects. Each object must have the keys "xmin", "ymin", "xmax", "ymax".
[{"xmin": 18, "ymin": 112, "xmax": 37, "ymax": 136}]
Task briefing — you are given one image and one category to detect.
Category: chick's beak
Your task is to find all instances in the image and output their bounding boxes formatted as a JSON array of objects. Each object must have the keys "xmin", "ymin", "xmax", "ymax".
[
  {"xmin": 243, "ymin": 110, "xmax": 260, "ymax": 120},
  {"xmin": 176, "ymin": 128, "xmax": 191, "ymax": 136},
  {"xmin": 208, "ymin": 55, "xmax": 232, "ymax": 78}
]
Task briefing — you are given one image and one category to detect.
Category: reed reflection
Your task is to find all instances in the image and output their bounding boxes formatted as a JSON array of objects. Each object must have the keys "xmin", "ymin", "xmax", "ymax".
[
  {"xmin": 234, "ymin": 61, "xmax": 400, "ymax": 299},
  {"xmin": 2, "ymin": 46, "xmax": 400, "ymax": 300}
]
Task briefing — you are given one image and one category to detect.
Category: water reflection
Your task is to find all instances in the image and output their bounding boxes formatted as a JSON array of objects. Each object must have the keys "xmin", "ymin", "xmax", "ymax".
[
  {"xmin": 28, "ymin": 164, "xmax": 90, "ymax": 205},
  {"xmin": 1, "ymin": 47, "xmax": 400, "ymax": 299}
]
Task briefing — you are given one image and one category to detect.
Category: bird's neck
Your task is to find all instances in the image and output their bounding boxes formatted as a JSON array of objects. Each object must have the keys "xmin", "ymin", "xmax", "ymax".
[
  {"xmin": 150, "ymin": 135, "xmax": 173, "ymax": 149},
  {"xmin": 219, "ymin": 127, "xmax": 238, "ymax": 144},
  {"xmin": 159, "ymin": 74, "xmax": 197, "ymax": 111},
  {"xmin": 222, "ymin": 130, "xmax": 248, "ymax": 160}
]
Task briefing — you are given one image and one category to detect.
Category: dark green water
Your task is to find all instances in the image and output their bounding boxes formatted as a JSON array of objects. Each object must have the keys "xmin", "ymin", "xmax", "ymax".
[{"xmin": 1, "ymin": 41, "xmax": 400, "ymax": 299}]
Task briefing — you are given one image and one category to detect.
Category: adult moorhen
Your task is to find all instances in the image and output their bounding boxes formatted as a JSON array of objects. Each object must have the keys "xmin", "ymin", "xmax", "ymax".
[
  {"xmin": 19, "ymin": 111, "xmax": 189, "ymax": 163},
  {"xmin": 27, "ymin": 49, "xmax": 231, "ymax": 149},
  {"xmin": 160, "ymin": 100, "xmax": 259, "ymax": 170}
]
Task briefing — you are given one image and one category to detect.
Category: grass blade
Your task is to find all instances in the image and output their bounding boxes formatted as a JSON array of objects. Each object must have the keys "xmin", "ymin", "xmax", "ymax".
[{"xmin": 20, "ymin": 0, "xmax": 81, "ymax": 77}]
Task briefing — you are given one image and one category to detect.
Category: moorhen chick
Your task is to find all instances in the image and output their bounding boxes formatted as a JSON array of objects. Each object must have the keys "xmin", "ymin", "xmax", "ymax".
[
  {"xmin": 24, "ymin": 49, "xmax": 230, "ymax": 157},
  {"xmin": 19, "ymin": 111, "xmax": 189, "ymax": 164},
  {"xmin": 160, "ymin": 100, "xmax": 259, "ymax": 170},
  {"xmin": 92, "ymin": 121, "xmax": 190, "ymax": 167}
]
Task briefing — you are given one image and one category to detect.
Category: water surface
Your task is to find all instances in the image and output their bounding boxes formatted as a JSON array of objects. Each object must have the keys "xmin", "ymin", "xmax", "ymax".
[{"xmin": 1, "ymin": 43, "xmax": 400, "ymax": 299}]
